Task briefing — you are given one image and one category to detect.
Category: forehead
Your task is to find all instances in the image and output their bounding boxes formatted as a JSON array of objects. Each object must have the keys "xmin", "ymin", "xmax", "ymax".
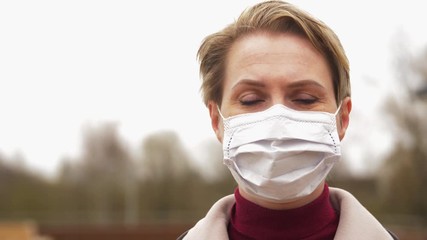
[{"xmin": 224, "ymin": 32, "xmax": 333, "ymax": 91}]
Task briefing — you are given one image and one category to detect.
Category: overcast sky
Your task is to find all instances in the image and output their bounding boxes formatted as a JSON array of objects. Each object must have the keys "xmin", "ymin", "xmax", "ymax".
[{"xmin": 1, "ymin": 0, "xmax": 426, "ymax": 177}]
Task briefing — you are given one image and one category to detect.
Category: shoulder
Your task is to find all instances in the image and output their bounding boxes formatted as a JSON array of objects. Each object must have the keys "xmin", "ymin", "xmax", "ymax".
[
  {"xmin": 204, "ymin": 194, "xmax": 235, "ymax": 219},
  {"xmin": 177, "ymin": 194, "xmax": 235, "ymax": 240}
]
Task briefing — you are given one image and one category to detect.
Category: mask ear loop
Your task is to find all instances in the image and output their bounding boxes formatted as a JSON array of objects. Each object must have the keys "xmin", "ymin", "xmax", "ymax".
[
  {"xmin": 334, "ymin": 101, "xmax": 344, "ymax": 135},
  {"xmin": 216, "ymin": 105, "xmax": 225, "ymax": 119},
  {"xmin": 216, "ymin": 105, "xmax": 230, "ymax": 130},
  {"xmin": 334, "ymin": 101, "xmax": 343, "ymax": 116}
]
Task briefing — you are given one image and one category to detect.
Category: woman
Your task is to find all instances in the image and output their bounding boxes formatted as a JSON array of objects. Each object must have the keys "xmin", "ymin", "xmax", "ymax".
[{"xmin": 179, "ymin": 1, "xmax": 398, "ymax": 239}]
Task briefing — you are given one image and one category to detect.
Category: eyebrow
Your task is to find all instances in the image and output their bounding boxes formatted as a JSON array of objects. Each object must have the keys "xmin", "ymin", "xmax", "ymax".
[
  {"xmin": 286, "ymin": 79, "xmax": 327, "ymax": 90},
  {"xmin": 231, "ymin": 79, "xmax": 326, "ymax": 90},
  {"xmin": 231, "ymin": 79, "xmax": 266, "ymax": 90}
]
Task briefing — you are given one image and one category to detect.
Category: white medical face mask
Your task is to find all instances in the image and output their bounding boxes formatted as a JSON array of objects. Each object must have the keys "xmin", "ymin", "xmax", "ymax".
[{"xmin": 218, "ymin": 104, "xmax": 342, "ymax": 202}]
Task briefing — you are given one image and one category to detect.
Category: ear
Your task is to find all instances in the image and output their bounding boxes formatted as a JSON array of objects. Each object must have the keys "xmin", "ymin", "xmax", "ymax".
[
  {"xmin": 338, "ymin": 97, "xmax": 352, "ymax": 140},
  {"xmin": 208, "ymin": 101, "xmax": 223, "ymax": 142}
]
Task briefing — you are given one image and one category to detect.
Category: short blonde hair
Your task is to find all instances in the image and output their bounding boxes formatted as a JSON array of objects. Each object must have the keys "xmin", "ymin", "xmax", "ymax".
[{"xmin": 197, "ymin": 0, "xmax": 350, "ymax": 106}]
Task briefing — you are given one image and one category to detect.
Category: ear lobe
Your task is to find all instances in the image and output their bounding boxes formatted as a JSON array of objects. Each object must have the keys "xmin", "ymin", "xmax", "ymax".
[
  {"xmin": 338, "ymin": 97, "xmax": 352, "ymax": 141},
  {"xmin": 208, "ymin": 101, "xmax": 223, "ymax": 142}
]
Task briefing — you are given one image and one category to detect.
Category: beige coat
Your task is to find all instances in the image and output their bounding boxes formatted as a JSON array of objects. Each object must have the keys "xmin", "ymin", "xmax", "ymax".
[{"xmin": 178, "ymin": 188, "xmax": 397, "ymax": 240}]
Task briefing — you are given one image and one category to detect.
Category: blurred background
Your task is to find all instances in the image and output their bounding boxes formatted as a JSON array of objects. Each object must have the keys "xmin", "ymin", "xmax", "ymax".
[{"xmin": 0, "ymin": 1, "xmax": 426, "ymax": 239}]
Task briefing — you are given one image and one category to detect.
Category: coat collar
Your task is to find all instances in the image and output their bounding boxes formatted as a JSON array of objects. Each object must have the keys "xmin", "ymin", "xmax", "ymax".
[{"xmin": 181, "ymin": 187, "xmax": 394, "ymax": 240}]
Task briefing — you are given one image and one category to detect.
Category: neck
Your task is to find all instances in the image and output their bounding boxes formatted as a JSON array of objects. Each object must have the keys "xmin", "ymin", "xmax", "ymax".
[
  {"xmin": 228, "ymin": 182, "xmax": 339, "ymax": 239},
  {"xmin": 239, "ymin": 181, "xmax": 325, "ymax": 210}
]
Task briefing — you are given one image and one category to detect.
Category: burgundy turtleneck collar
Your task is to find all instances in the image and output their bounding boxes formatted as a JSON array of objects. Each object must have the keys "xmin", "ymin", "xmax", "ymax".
[{"xmin": 228, "ymin": 184, "xmax": 339, "ymax": 240}]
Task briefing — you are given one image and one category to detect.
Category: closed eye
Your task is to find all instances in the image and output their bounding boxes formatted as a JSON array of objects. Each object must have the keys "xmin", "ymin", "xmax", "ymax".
[
  {"xmin": 239, "ymin": 93, "xmax": 265, "ymax": 106},
  {"xmin": 240, "ymin": 99, "xmax": 264, "ymax": 106},
  {"xmin": 292, "ymin": 98, "xmax": 318, "ymax": 105}
]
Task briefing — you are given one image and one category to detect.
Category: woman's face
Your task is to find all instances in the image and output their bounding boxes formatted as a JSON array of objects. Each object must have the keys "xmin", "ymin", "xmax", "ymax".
[{"xmin": 208, "ymin": 31, "xmax": 351, "ymax": 142}]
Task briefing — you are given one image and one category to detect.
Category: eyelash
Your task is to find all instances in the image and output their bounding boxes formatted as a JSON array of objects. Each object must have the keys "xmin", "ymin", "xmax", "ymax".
[
  {"xmin": 239, "ymin": 99, "xmax": 264, "ymax": 106},
  {"xmin": 293, "ymin": 98, "xmax": 318, "ymax": 105}
]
